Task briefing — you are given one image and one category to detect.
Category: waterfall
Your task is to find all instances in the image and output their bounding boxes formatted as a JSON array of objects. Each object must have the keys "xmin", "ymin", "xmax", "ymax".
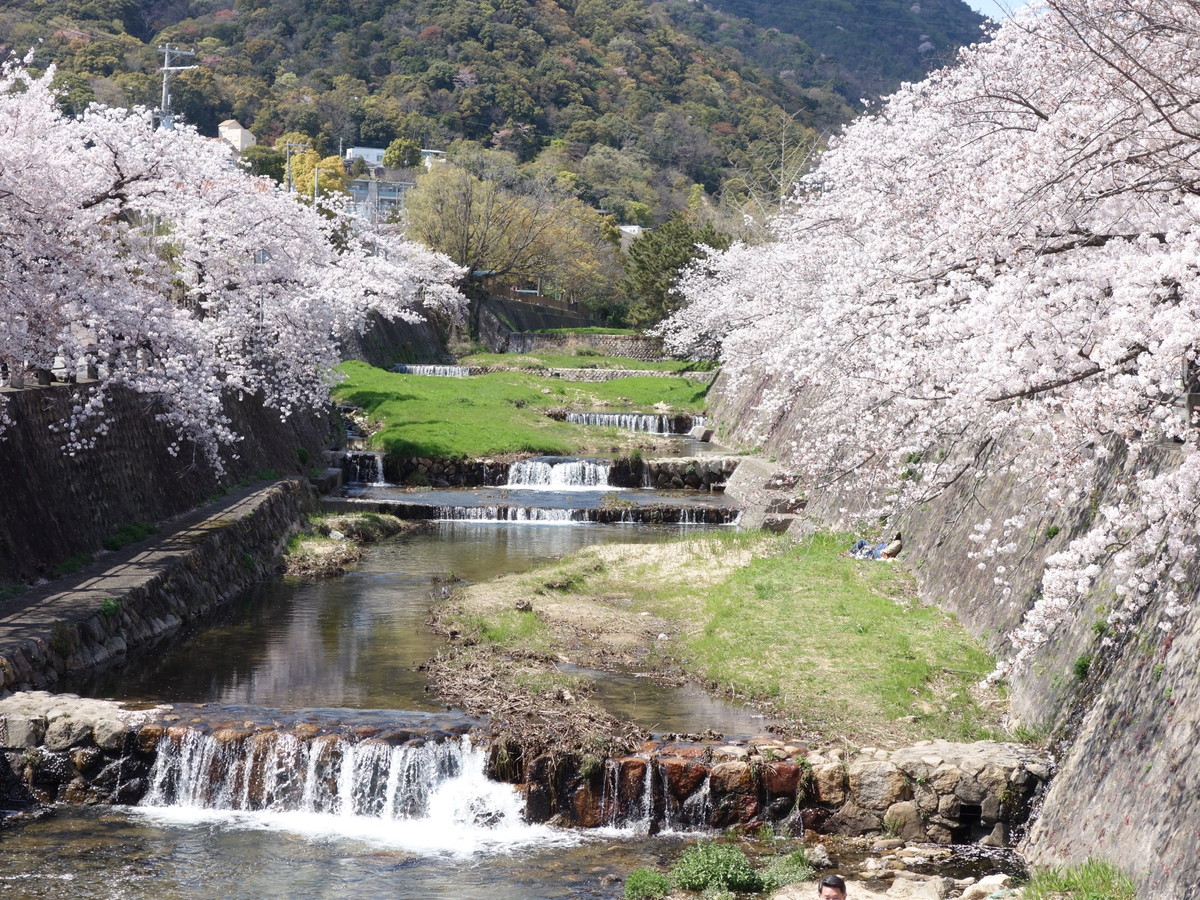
[
  {"xmin": 393, "ymin": 364, "xmax": 470, "ymax": 378},
  {"xmin": 342, "ymin": 451, "xmax": 387, "ymax": 485},
  {"xmin": 507, "ymin": 457, "xmax": 613, "ymax": 489},
  {"xmin": 563, "ymin": 413, "xmax": 705, "ymax": 435},
  {"xmin": 138, "ymin": 728, "xmax": 555, "ymax": 851},
  {"xmin": 434, "ymin": 505, "xmax": 583, "ymax": 523},
  {"xmin": 596, "ymin": 757, "xmax": 711, "ymax": 834}
]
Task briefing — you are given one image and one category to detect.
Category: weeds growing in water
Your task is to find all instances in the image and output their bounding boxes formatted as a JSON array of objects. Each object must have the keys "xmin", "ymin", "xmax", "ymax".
[{"xmin": 623, "ymin": 869, "xmax": 669, "ymax": 899}]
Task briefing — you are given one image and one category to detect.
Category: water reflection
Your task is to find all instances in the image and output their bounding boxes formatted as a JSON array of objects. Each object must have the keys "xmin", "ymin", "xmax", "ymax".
[{"xmin": 72, "ymin": 524, "xmax": 705, "ymax": 713}]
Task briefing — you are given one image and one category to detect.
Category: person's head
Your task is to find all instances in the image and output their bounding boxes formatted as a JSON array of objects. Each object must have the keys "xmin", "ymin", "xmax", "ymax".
[{"xmin": 818, "ymin": 874, "xmax": 847, "ymax": 900}]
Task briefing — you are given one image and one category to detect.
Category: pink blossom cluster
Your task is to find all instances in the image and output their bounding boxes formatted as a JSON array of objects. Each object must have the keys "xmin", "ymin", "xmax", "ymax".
[
  {"xmin": 661, "ymin": 0, "xmax": 1200, "ymax": 676},
  {"xmin": 0, "ymin": 62, "xmax": 464, "ymax": 472}
]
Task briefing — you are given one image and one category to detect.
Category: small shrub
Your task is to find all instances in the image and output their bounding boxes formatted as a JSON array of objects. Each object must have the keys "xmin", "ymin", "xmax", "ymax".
[
  {"xmin": 50, "ymin": 552, "xmax": 95, "ymax": 578},
  {"xmin": 1044, "ymin": 524, "xmax": 1061, "ymax": 540},
  {"xmin": 670, "ymin": 843, "xmax": 763, "ymax": 893},
  {"xmin": 297, "ymin": 446, "xmax": 311, "ymax": 466},
  {"xmin": 1073, "ymin": 654, "xmax": 1092, "ymax": 681},
  {"xmin": 241, "ymin": 552, "xmax": 257, "ymax": 572},
  {"xmin": 623, "ymin": 868, "xmax": 669, "ymax": 900},
  {"xmin": 99, "ymin": 597, "xmax": 121, "ymax": 618},
  {"xmin": 103, "ymin": 521, "xmax": 157, "ymax": 551}
]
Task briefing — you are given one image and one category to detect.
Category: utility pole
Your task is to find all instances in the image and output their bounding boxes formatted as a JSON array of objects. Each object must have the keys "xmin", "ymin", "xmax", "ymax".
[{"xmin": 156, "ymin": 44, "xmax": 197, "ymax": 131}]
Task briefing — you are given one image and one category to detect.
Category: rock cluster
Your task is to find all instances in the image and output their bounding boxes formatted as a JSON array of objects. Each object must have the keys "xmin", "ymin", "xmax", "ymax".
[
  {"xmin": 514, "ymin": 736, "xmax": 1049, "ymax": 848},
  {"xmin": 815, "ymin": 741, "xmax": 1049, "ymax": 845}
]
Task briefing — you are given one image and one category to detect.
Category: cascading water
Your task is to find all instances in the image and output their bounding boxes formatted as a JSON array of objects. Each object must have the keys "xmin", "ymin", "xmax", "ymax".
[
  {"xmin": 140, "ymin": 727, "xmax": 561, "ymax": 853},
  {"xmin": 435, "ymin": 505, "xmax": 583, "ymax": 523},
  {"xmin": 393, "ymin": 364, "xmax": 470, "ymax": 378},
  {"xmin": 596, "ymin": 756, "xmax": 712, "ymax": 834},
  {"xmin": 563, "ymin": 413, "xmax": 705, "ymax": 435},
  {"xmin": 343, "ymin": 451, "xmax": 388, "ymax": 485},
  {"xmin": 507, "ymin": 457, "xmax": 613, "ymax": 489}
]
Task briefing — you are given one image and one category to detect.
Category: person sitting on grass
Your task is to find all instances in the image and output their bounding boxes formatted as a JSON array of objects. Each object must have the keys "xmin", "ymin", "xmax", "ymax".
[{"xmin": 845, "ymin": 532, "xmax": 902, "ymax": 560}]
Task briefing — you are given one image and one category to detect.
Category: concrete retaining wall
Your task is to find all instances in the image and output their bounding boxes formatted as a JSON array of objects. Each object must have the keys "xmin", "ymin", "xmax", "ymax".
[
  {"xmin": 0, "ymin": 480, "xmax": 315, "ymax": 695},
  {"xmin": 0, "ymin": 384, "xmax": 332, "ymax": 584}
]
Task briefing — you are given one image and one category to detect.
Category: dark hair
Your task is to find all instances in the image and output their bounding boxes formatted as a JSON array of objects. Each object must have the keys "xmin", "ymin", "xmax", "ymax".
[{"xmin": 819, "ymin": 874, "xmax": 847, "ymax": 892}]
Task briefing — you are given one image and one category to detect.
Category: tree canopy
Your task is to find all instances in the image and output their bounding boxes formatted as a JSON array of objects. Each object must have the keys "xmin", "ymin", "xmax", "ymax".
[
  {"xmin": 663, "ymin": 0, "xmax": 1200, "ymax": 678},
  {"xmin": 0, "ymin": 63, "xmax": 462, "ymax": 470}
]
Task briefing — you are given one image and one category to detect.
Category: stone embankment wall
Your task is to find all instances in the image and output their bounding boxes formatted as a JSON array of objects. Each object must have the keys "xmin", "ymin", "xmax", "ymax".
[
  {"xmin": 0, "ymin": 384, "xmax": 332, "ymax": 584},
  {"xmin": 339, "ymin": 310, "xmax": 455, "ymax": 368},
  {"xmin": 505, "ymin": 333, "xmax": 667, "ymax": 361},
  {"xmin": 503, "ymin": 734, "xmax": 1047, "ymax": 845},
  {"xmin": 710, "ymin": 368, "xmax": 1200, "ymax": 895},
  {"xmin": 477, "ymin": 296, "xmax": 597, "ymax": 352},
  {"xmin": 0, "ymin": 480, "xmax": 314, "ymax": 695}
]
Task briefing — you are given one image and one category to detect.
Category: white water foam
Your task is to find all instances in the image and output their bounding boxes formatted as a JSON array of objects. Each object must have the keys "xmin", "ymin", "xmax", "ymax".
[
  {"xmin": 507, "ymin": 457, "xmax": 613, "ymax": 489},
  {"xmin": 393, "ymin": 364, "xmax": 470, "ymax": 378},
  {"xmin": 139, "ymin": 731, "xmax": 575, "ymax": 855}
]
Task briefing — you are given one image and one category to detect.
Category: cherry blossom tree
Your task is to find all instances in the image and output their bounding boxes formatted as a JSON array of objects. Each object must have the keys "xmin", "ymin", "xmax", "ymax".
[
  {"xmin": 0, "ymin": 61, "xmax": 463, "ymax": 470},
  {"xmin": 662, "ymin": 0, "xmax": 1200, "ymax": 677}
]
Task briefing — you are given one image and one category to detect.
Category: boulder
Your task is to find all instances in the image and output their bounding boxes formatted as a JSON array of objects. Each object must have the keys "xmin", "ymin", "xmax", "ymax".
[
  {"xmin": 850, "ymin": 760, "xmax": 912, "ymax": 810},
  {"xmin": 812, "ymin": 762, "xmax": 847, "ymax": 805},
  {"xmin": 884, "ymin": 800, "xmax": 928, "ymax": 842}
]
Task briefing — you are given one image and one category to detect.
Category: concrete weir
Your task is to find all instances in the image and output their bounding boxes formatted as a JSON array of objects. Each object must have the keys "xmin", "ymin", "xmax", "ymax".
[
  {"xmin": 0, "ymin": 480, "xmax": 314, "ymax": 695},
  {"xmin": 0, "ymin": 691, "xmax": 1051, "ymax": 849}
]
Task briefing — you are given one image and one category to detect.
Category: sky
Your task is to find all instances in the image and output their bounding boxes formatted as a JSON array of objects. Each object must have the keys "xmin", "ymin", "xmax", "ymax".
[{"xmin": 962, "ymin": 0, "xmax": 1031, "ymax": 22}]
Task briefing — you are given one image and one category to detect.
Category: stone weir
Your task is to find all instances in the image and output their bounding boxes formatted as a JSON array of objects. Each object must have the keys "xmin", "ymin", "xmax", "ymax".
[
  {"xmin": 502, "ymin": 736, "xmax": 1051, "ymax": 846},
  {"xmin": 0, "ymin": 693, "xmax": 483, "ymax": 813},
  {"xmin": 321, "ymin": 497, "xmax": 741, "ymax": 526},
  {"xmin": 0, "ymin": 480, "xmax": 314, "ymax": 696},
  {"xmin": 0, "ymin": 692, "xmax": 1050, "ymax": 851},
  {"xmin": 330, "ymin": 453, "xmax": 741, "ymax": 491}
]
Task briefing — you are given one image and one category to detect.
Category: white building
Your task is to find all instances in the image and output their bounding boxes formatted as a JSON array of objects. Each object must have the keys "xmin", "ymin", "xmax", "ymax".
[{"xmin": 218, "ymin": 120, "xmax": 257, "ymax": 152}]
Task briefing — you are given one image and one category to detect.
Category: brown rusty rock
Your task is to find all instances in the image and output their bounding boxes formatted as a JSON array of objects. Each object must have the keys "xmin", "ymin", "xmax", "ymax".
[
  {"xmin": 762, "ymin": 760, "xmax": 802, "ymax": 796},
  {"xmin": 812, "ymin": 762, "xmax": 847, "ymax": 805},
  {"xmin": 572, "ymin": 782, "xmax": 605, "ymax": 828},
  {"xmin": 211, "ymin": 728, "xmax": 252, "ymax": 747},
  {"xmin": 660, "ymin": 756, "xmax": 708, "ymax": 801},
  {"xmin": 135, "ymin": 723, "xmax": 165, "ymax": 754},
  {"xmin": 709, "ymin": 760, "xmax": 752, "ymax": 795}
]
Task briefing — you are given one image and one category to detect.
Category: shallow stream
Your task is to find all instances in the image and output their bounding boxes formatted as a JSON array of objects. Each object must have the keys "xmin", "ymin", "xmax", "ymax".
[{"xmin": 19, "ymin": 521, "xmax": 758, "ymax": 898}]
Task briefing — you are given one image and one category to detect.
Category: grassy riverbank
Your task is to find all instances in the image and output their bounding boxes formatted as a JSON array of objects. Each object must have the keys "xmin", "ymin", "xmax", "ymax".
[
  {"xmin": 430, "ymin": 530, "xmax": 1003, "ymax": 749},
  {"xmin": 334, "ymin": 360, "xmax": 710, "ymax": 458}
]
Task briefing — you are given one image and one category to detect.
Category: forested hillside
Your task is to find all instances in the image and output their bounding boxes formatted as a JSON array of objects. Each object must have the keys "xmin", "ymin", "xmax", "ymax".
[
  {"xmin": 698, "ymin": 0, "xmax": 987, "ymax": 95},
  {"xmin": 0, "ymin": 0, "xmax": 983, "ymax": 225}
]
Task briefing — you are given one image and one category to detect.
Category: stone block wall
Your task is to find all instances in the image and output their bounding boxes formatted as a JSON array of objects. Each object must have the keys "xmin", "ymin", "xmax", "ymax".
[
  {"xmin": 0, "ymin": 480, "xmax": 314, "ymax": 695},
  {"xmin": 508, "ymin": 735, "xmax": 1049, "ymax": 845},
  {"xmin": 0, "ymin": 385, "xmax": 332, "ymax": 584},
  {"xmin": 505, "ymin": 333, "xmax": 667, "ymax": 361}
]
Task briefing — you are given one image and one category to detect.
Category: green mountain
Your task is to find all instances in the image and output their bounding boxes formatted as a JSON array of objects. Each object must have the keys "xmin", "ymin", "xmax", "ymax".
[
  {"xmin": 0, "ymin": 0, "xmax": 984, "ymax": 223},
  {"xmin": 693, "ymin": 0, "xmax": 987, "ymax": 95}
]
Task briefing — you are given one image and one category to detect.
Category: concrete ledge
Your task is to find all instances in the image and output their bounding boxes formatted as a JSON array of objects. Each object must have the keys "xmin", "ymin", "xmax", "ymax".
[{"xmin": 0, "ymin": 480, "xmax": 315, "ymax": 695}]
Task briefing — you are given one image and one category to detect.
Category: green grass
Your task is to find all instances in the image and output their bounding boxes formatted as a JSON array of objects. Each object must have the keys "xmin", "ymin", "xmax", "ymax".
[
  {"xmin": 674, "ymin": 532, "xmax": 996, "ymax": 739},
  {"xmin": 1022, "ymin": 859, "xmax": 1136, "ymax": 900},
  {"xmin": 103, "ymin": 521, "xmax": 157, "ymax": 551},
  {"xmin": 458, "ymin": 351, "xmax": 716, "ymax": 373},
  {"xmin": 334, "ymin": 360, "xmax": 709, "ymax": 458},
  {"xmin": 466, "ymin": 609, "xmax": 551, "ymax": 650},
  {"xmin": 550, "ymin": 529, "xmax": 999, "ymax": 742}
]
